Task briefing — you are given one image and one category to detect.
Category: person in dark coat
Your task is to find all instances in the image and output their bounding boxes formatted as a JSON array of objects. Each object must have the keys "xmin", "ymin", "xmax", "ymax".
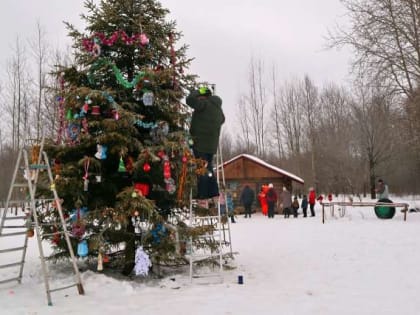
[
  {"xmin": 240, "ymin": 185, "xmax": 255, "ymax": 218},
  {"xmin": 301, "ymin": 195, "xmax": 308, "ymax": 217},
  {"xmin": 266, "ymin": 183, "xmax": 278, "ymax": 218},
  {"xmin": 186, "ymin": 87, "xmax": 225, "ymax": 199},
  {"xmin": 291, "ymin": 196, "xmax": 299, "ymax": 218}
]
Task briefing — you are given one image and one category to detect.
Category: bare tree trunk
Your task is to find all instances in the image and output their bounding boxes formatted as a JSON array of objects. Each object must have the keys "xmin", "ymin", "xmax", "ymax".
[
  {"xmin": 302, "ymin": 75, "xmax": 319, "ymax": 190},
  {"xmin": 29, "ymin": 21, "xmax": 49, "ymax": 140}
]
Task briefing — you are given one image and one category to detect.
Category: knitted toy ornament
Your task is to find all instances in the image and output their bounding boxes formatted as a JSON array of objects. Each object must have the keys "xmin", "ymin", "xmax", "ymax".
[{"xmin": 134, "ymin": 246, "xmax": 152, "ymax": 276}]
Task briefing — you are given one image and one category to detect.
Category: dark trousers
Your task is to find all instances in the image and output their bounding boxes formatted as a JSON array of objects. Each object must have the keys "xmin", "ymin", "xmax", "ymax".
[
  {"xmin": 268, "ymin": 202, "xmax": 275, "ymax": 218},
  {"xmin": 302, "ymin": 207, "xmax": 308, "ymax": 217},
  {"xmin": 292, "ymin": 207, "xmax": 298, "ymax": 217},
  {"xmin": 193, "ymin": 149, "xmax": 219, "ymax": 199},
  {"xmin": 244, "ymin": 203, "xmax": 252, "ymax": 217},
  {"xmin": 284, "ymin": 207, "xmax": 290, "ymax": 218},
  {"xmin": 104, "ymin": 229, "xmax": 137, "ymax": 275},
  {"xmin": 310, "ymin": 203, "xmax": 315, "ymax": 216}
]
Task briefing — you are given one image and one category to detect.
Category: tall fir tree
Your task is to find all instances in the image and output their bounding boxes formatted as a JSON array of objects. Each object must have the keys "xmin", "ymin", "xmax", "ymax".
[{"xmin": 38, "ymin": 0, "xmax": 213, "ymax": 275}]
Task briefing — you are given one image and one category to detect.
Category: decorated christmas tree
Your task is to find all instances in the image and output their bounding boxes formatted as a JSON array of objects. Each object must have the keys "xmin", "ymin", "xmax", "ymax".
[{"xmin": 38, "ymin": 0, "xmax": 211, "ymax": 276}]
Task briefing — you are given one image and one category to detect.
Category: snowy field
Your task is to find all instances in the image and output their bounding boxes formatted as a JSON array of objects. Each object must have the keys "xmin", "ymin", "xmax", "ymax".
[{"xmin": 1, "ymin": 195, "xmax": 420, "ymax": 315}]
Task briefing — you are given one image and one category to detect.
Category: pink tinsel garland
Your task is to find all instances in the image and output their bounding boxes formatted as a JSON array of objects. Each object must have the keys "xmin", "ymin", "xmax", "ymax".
[{"xmin": 82, "ymin": 30, "xmax": 149, "ymax": 52}]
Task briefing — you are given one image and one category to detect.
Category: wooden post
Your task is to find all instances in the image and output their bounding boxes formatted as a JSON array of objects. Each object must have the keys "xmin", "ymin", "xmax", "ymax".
[
  {"xmin": 322, "ymin": 203, "xmax": 325, "ymax": 224},
  {"xmin": 404, "ymin": 205, "xmax": 407, "ymax": 221}
]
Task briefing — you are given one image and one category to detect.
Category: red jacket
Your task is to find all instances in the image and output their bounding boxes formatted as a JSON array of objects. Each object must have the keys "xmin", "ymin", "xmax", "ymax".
[{"xmin": 308, "ymin": 191, "xmax": 316, "ymax": 205}]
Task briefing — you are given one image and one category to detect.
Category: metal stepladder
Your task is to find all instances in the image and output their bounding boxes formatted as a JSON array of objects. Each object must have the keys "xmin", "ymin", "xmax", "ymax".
[
  {"xmin": 188, "ymin": 145, "xmax": 233, "ymax": 283},
  {"xmin": 0, "ymin": 135, "xmax": 84, "ymax": 305}
]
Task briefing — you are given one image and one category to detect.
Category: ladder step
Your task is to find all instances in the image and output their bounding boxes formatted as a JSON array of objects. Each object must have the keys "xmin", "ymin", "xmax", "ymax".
[
  {"xmin": 49, "ymin": 283, "xmax": 78, "ymax": 293},
  {"xmin": 3, "ymin": 200, "xmax": 29, "ymax": 205},
  {"xmin": 0, "ymin": 261, "xmax": 23, "ymax": 269},
  {"xmin": 0, "ymin": 231, "xmax": 27, "ymax": 237},
  {"xmin": 0, "ymin": 277, "xmax": 21, "ymax": 285},
  {"xmin": 29, "ymin": 164, "xmax": 48, "ymax": 169},
  {"xmin": 4, "ymin": 216, "xmax": 28, "ymax": 220},
  {"xmin": 0, "ymin": 246, "xmax": 26, "ymax": 254},
  {"xmin": 13, "ymin": 183, "xmax": 29, "ymax": 188},
  {"xmin": 42, "ymin": 231, "xmax": 65, "ymax": 237}
]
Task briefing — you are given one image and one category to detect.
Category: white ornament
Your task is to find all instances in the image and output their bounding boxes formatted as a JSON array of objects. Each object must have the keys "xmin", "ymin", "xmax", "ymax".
[
  {"xmin": 134, "ymin": 246, "xmax": 152, "ymax": 276},
  {"xmin": 142, "ymin": 91, "xmax": 154, "ymax": 106}
]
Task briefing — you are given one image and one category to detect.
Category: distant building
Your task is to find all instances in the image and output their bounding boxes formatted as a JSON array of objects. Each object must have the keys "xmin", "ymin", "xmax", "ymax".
[{"xmin": 220, "ymin": 154, "xmax": 304, "ymax": 213}]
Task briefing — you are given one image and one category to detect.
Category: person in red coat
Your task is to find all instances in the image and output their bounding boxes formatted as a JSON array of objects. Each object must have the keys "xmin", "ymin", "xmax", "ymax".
[
  {"xmin": 308, "ymin": 187, "xmax": 316, "ymax": 217},
  {"xmin": 258, "ymin": 184, "xmax": 269, "ymax": 216}
]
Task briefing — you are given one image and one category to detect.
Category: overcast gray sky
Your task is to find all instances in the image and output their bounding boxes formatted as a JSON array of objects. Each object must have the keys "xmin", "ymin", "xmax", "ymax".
[{"xmin": 0, "ymin": 0, "xmax": 351, "ymax": 135}]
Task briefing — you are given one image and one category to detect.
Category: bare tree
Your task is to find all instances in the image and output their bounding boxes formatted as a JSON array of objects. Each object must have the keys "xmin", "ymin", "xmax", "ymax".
[
  {"xmin": 316, "ymin": 83, "xmax": 357, "ymax": 194},
  {"xmin": 270, "ymin": 65, "xmax": 285, "ymax": 160},
  {"xmin": 3, "ymin": 37, "xmax": 32, "ymax": 149},
  {"xmin": 301, "ymin": 75, "xmax": 320, "ymax": 190},
  {"xmin": 328, "ymin": 0, "xmax": 420, "ymax": 96},
  {"xmin": 236, "ymin": 94, "xmax": 253, "ymax": 153},
  {"xmin": 236, "ymin": 57, "xmax": 268, "ymax": 157},
  {"xmin": 29, "ymin": 21, "xmax": 50, "ymax": 140},
  {"xmin": 350, "ymin": 82, "xmax": 397, "ymax": 198},
  {"xmin": 271, "ymin": 79, "xmax": 304, "ymax": 175}
]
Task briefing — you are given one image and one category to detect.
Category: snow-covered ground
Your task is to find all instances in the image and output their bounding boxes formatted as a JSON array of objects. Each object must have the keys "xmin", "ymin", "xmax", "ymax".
[{"xmin": 1, "ymin": 195, "xmax": 420, "ymax": 315}]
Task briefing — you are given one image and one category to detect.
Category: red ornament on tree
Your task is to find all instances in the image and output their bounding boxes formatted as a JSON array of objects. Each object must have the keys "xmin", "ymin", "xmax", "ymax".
[
  {"xmin": 143, "ymin": 162, "xmax": 151, "ymax": 172},
  {"xmin": 163, "ymin": 160, "xmax": 171, "ymax": 179}
]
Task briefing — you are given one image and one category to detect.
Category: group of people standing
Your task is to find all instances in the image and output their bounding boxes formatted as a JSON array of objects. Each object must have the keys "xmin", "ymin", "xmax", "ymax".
[{"xmin": 239, "ymin": 184, "xmax": 318, "ymax": 218}]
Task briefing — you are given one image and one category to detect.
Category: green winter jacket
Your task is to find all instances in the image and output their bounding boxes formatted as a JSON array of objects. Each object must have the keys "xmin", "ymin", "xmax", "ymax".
[{"xmin": 186, "ymin": 90, "xmax": 225, "ymax": 154}]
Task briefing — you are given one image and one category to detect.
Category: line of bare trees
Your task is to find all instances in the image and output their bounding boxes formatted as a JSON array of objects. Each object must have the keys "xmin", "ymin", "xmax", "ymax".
[
  {"xmin": 0, "ymin": 22, "xmax": 71, "ymax": 199},
  {"xmin": 222, "ymin": 62, "xmax": 417, "ymax": 197}
]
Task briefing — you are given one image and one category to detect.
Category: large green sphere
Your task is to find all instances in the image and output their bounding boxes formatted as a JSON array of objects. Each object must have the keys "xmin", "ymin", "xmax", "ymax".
[{"xmin": 374, "ymin": 198, "xmax": 396, "ymax": 219}]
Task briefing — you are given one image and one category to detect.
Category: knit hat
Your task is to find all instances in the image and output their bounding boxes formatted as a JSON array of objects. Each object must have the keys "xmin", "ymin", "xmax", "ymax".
[{"xmin": 268, "ymin": 183, "xmax": 273, "ymax": 188}]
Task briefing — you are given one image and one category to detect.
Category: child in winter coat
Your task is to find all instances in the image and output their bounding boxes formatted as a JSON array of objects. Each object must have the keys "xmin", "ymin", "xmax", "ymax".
[
  {"xmin": 301, "ymin": 195, "xmax": 308, "ymax": 217},
  {"xmin": 291, "ymin": 196, "xmax": 299, "ymax": 218}
]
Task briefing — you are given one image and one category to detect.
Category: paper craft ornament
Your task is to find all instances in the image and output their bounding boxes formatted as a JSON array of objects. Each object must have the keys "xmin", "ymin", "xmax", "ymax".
[
  {"xmin": 67, "ymin": 123, "xmax": 81, "ymax": 142},
  {"xmin": 142, "ymin": 91, "xmax": 154, "ymax": 106},
  {"xmin": 91, "ymin": 105, "xmax": 101, "ymax": 115},
  {"xmin": 77, "ymin": 240, "xmax": 89, "ymax": 257},
  {"xmin": 165, "ymin": 178, "xmax": 176, "ymax": 194},
  {"xmin": 118, "ymin": 157, "xmax": 127, "ymax": 172},
  {"xmin": 95, "ymin": 144, "xmax": 108, "ymax": 160},
  {"xmin": 134, "ymin": 246, "xmax": 152, "ymax": 276},
  {"xmin": 66, "ymin": 109, "xmax": 73, "ymax": 120}
]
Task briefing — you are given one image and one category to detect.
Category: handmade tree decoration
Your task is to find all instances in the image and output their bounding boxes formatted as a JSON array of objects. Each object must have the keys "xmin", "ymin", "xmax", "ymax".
[
  {"xmin": 95, "ymin": 144, "xmax": 108, "ymax": 160},
  {"xmin": 118, "ymin": 157, "xmax": 127, "ymax": 172},
  {"xmin": 142, "ymin": 91, "xmax": 154, "ymax": 106}
]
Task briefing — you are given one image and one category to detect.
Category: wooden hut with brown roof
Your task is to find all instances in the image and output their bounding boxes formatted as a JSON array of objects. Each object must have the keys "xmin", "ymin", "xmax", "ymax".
[{"xmin": 221, "ymin": 154, "xmax": 304, "ymax": 213}]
